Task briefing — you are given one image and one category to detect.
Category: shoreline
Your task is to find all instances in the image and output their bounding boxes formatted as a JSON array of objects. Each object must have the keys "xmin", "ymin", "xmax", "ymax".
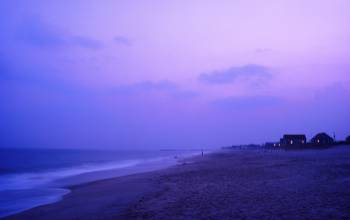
[
  {"xmin": 0, "ymin": 151, "xmax": 204, "ymax": 219},
  {"xmin": 3, "ymin": 146, "xmax": 350, "ymax": 219},
  {"xmin": 2, "ymin": 153, "xmax": 205, "ymax": 220}
]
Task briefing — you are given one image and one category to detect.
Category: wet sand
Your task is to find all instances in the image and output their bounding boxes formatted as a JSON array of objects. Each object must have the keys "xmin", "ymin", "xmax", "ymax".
[{"xmin": 3, "ymin": 146, "xmax": 350, "ymax": 220}]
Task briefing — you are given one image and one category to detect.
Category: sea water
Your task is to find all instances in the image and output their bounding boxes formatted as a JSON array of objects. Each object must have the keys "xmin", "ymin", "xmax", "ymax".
[{"xmin": 0, "ymin": 148, "xmax": 199, "ymax": 217}]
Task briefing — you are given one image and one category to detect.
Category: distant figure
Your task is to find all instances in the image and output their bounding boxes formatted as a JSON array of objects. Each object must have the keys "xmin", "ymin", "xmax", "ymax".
[{"xmin": 201, "ymin": 149, "xmax": 203, "ymax": 157}]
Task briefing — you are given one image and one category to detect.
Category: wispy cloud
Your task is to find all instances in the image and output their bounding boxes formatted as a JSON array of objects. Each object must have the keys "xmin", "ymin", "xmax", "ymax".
[
  {"xmin": 16, "ymin": 17, "xmax": 103, "ymax": 50},
  {"xmin": 213, "ymin": 95, "xmax": 282, "ymax": 110},
  {"xmin": 111, "ymin": 80, "xmax": 177, "ymax": 94},
  {"xmin": 113, "ymin": 36, "xmax": 132, "ymax": 46},
  {"xmin": 109, "ymin": 80, "xmax": 197, "ymax": 99},
  {"xmin": 255, "ymin": 48, "xmax": 272, "ymax": 53},
  {"xmin": 1, "ymin": 60, "xmax": 197, "ymax": 99},
  {"xmin": 0, "ymin": 59, "xmax": 11, "ymax": 81},
  {"xmin": 199, "ymin": 64, "xmax": 272, "ymax": 85},
  {"xmin": 70, "ymin": 36, "xmax": 103, "ymax": 50},
  {"xmin": 0, "ymin": 57, "xmax": 83, "ymax": 95}
]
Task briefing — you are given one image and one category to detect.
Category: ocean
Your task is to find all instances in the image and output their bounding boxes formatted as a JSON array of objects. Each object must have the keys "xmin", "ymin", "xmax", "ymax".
[{"xmin": 0, "ymin": 148, "xmax": 200, "ymax": 218}]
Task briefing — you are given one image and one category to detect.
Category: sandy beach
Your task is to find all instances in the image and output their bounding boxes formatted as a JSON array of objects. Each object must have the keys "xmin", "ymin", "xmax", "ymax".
[{"xmin": 3, "ymin": 146, "xmax": 350, "ymax": 220}]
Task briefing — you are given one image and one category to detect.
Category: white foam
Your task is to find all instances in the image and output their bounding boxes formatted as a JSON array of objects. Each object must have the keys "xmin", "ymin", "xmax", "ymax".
[
  {"xmin": 0, "ymin": 159, "xmax": 140, "ymax": 190},
  {"xmin": 0, "ymin": 150, "xmax": 200, "ymax": 218}
]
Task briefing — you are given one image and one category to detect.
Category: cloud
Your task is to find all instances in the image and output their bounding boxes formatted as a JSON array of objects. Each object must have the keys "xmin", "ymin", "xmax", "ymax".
[
  {"xmin": 132, "ymin": 80, "xmax": 177, "ymax": 91},
  {"xmin": 255, "ymin": 48, "xmax": 272, "ymax": 53},
  {"xmin": 109, "ymin": 80, "xmax": 197, "ymax": 99},
  {"xmin": 0, "ymin": 57, "xmax": 81, "ymax": 95},
  {"xmin": 16, "ymin": 17, "xmax": 103, "ymax": 50},
  {"xmin": 0, "ymin": 59, "xmax": 11, "ymax": 81},
  {"xmin": 0, "ymin": 60, "xmax": 197, "ymax": 100},
  {"xmin": 213, "ymin": 95, "xmax": 283, "ymax": 110},
  {"xmin": 199, "ymin": 64, "xmax": 272, "ymax": 85},
  {"xmin": 310, "ymin": 82, "xmax": 350, "ymax": 118},
  {"xmin": 70, "ymin": 36, "xmax": 103, "ymax": 50},
  {"xmin": 313, "ymin": 82, "xmax": 350, "ymax": 102},
  {"xmin": 113, "ymin": 36, "xmax": 132, "ymax": 46},
  {"xmin": 110, "ymin": 80, "xmax": 177, "ymax": 94}
]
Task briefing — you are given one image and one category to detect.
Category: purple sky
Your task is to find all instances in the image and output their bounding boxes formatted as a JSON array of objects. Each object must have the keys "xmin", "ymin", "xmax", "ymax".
[{"xmin": 1, "ymin": 0, "xmax": 349, "ymax": 149}]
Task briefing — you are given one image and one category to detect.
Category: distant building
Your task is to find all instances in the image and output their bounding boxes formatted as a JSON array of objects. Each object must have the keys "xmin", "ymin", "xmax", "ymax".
[
  {"xmin": 280, "ymin": 134, "xmax": 306, "ymax": 146},
  {"xmin": 310, "ymin": 133, "xmax": 334, "ymax": 145},
  {"xmin": 265, "ymin": 142, "xmax": 280, "ymax": 148},
  {"xmin": 346, "ymin": 136, "xmax": 350, "ymax": 144}
]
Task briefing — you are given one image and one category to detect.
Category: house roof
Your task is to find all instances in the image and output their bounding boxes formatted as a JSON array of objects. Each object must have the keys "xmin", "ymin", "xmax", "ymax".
[{"xmin": 311, "ymin": 132, "xmax": 333, "ymax": 140}]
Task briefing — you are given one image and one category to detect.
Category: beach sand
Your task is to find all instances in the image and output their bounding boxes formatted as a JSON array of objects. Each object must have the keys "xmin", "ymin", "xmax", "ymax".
[{"xmin": 3, "ymin": 146, "xmax": 350, "ymax": 220}]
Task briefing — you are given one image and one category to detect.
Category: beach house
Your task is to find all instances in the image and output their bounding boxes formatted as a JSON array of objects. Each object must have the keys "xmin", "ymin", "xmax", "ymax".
[
  {"xmin": 310, "ymin": 133, "xmax": 334, "ymax": 145},
  {"xmin": 346, "ymin": 136, "xmax": 350, "ymax": 144},
  {"xmin": 280, "ymin": 134, "xmax": 306, "ymax": 146}
]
